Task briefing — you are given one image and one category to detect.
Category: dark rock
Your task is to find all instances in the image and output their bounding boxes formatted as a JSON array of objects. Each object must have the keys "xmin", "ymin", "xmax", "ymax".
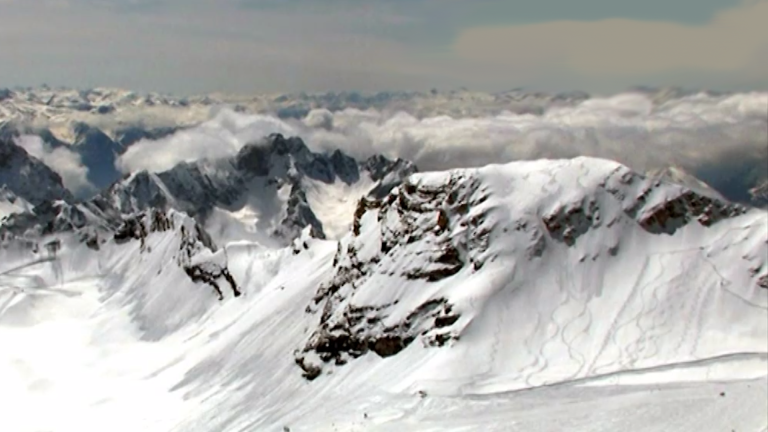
[
  {"xmin": 371, "ymin": 336, "xmax": 411, "ymax": 358},
  {"xmin": 434, "ymin": 315, "xmax": 459, "ymax": 328}
]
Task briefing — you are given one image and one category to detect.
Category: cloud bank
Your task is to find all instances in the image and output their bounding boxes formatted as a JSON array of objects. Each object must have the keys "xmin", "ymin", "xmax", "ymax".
[
  {"xmin": 14, "ymin": 135, "xmax": 95, "ymax": 197},
  {"xmin": 116, "ymin": 91, "xmax": 768, "ymax": 202},
  {"xmin": 116, "ymin": 110, "xmax": 299, "ymax": 173}
]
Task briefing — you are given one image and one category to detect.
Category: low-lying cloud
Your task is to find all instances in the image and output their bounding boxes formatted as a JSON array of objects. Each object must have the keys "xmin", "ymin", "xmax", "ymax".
[
  {"xmin": 116, "ymin": 91, "xmax": 768, "ymax": 202},
  {"xmin": 14, "ymin": 135, "xmax": 95, "ymax": 197},
  {"xmin": 116, "ymin": 110, "xmax": 299, "ymax": 173}
]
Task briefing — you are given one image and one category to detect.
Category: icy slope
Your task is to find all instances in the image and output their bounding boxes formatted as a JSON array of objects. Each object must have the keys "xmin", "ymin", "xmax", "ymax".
[{"xmin": 0, "ymin": 157, "xmax": 766, "ymax": 432}]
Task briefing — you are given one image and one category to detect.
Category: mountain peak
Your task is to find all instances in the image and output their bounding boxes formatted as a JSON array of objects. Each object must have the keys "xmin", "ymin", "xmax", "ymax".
[{"xmin": 295, "ymin": 156, "xmax": 766, "ymax": 380}]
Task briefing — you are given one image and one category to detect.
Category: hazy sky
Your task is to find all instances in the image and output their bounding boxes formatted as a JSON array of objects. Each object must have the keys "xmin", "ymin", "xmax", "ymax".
[{"xmin": 1, "ymin": 0, "xmax": 766, "ymax": 94}]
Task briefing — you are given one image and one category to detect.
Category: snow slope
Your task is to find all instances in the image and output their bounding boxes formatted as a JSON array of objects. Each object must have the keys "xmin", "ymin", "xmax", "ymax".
[{"xmin": 0, "ymin": 157, "xmax": 766, "ymax": 432}]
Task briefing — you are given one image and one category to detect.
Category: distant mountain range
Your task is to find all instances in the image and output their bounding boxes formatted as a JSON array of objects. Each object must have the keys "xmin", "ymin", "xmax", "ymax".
[{"xmin": 1, "ymin": 86, "xmax": 765, "ymax": 209}]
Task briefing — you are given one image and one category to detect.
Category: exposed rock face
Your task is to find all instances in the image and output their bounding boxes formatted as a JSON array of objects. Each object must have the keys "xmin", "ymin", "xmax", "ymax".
[
  {"xmin": 277, "ymin": 181, "xmax": 326, "ymax": 240},
  {"xmin": 636, "ymin": 190, "xmax": 746, "ymax": 233},
  {"xmin": 295, "ymin": 173, "xmax": 504, "ymax": 379},
  {"xmin": 536, "ymin": 167, "xmax": 749, "ymax": 249},
  {"xmin": 609, "ymin": 169, "xmax": 746, "ymax": 233},
  {"xmin": 111, "ymin": 209, "xmax": 241, "ymax": 300},
  {"xmin": 295, "ymin": 296, "xmax": 459, "ymax": 379},
  {"xmin": 183, "ymin": 263, "xmax": 240, "ymax": 301},
  {"xmin": 0, "ymin": 138, "xmax": 74, "ymax": 206},
  {"xmin": 543, "ymin": 199, "xmax": 600, "ymax": 246}
]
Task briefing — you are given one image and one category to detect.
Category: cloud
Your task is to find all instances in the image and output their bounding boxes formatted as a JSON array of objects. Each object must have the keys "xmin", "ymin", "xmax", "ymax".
[
  {"xmin": 115, "ymin": 91, "xmax": 768, "ymax": 202},
  {"xmin": 454, "ymin": 0, "xmax": 768, "ymax": 82},
  {"xmin": 13, "ymin": 135, "xmax": 95, "ymax": 197},
  {"xmin": 116, "ymin": 110, "xmax": 300, "ymax": 173}
]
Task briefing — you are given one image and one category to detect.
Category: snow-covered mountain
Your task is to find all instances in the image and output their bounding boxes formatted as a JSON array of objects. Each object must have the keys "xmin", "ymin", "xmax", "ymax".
[
  {"xmin": 0, "ymin": 156, "xmax": 765, "ymax": 431},
  {"xmin": 294, "ymin": 157, "xmax": 766, "ymax": 381},
  {"xmin": 0, "ymin": 134, "xmax": 415, "ymax": 246}
]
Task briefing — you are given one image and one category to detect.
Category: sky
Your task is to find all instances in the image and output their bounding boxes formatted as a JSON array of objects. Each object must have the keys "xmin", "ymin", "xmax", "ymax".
[{"xmin": 0, "ymin": 0, "xmax": 767, "ymax": 94}]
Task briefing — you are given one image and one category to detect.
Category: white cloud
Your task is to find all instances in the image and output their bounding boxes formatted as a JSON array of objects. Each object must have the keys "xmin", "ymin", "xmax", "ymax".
[
  {"xmin": 116, "ymin": 109, "xmax": 299, "ymax": 173},
  {"xmin": 115, "ymin": 91, "xmax": 768, "ymax": 201},
  {"xmin": 309, "ymin": 91, "xmax": 768, "ymax": 174},
  {"xmin": 13, "ymin": 135, "xmax": 95, "ymax": 196}
]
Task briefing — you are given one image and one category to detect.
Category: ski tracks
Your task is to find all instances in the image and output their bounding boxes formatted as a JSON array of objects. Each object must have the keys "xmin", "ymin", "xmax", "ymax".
[{"xmin": 586, "ymin": 255, "xmax": 651, "ymax": 376}]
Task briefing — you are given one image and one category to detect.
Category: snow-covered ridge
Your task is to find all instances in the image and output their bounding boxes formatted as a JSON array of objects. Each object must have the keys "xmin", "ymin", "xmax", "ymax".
[{"xmin": 295, "ymin": 157, "xmax": 767, "ymax": 385}]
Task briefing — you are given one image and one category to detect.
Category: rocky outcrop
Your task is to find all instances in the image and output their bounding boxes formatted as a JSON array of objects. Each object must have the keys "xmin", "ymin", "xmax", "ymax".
[
  {"xmin": 111, "ymin": 209, "xmax": 240, "ymax": 300},
  {"xmin": 184, "ymin": 262, "xmax": 240, "ymax": 301},
  {"xmin": 295, "ymin": 297, "xmax": 460, "ymax": 380},
  {"xmin": 636, "ymin": 190, "xmax": 746, "ymax": 233},
  {"xmin": 0, "ymin": 138, "xmax": 74, "ymax": 206},
  {"xmin": 601, "ymin": 166, "xmax": 747, "ymax": 236},
  {"xmin": 277, "ymin": 181, "xmax": 326, "ymax": 240},
  {"xmin": 542, "ymin": 199, "xmax": 600, "ymax": 246},
  {"xmin": 114, "ymin": 208, "xmax": 177, "ymax": 248},
  {"xmin": 295, "ymin": 173, "xmax": 502, "ymax": 379}
]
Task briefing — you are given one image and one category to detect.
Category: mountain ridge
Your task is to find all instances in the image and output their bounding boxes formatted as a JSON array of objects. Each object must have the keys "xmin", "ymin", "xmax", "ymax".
[{"xmin": 0, "ymin": 133, "xmax": 415, "ymax": 246}]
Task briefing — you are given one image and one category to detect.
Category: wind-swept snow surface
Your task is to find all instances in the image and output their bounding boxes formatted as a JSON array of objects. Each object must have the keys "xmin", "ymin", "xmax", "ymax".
[{"xmin": 0, "ymin": 157, "xmax": 766, "ymax": 432}]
